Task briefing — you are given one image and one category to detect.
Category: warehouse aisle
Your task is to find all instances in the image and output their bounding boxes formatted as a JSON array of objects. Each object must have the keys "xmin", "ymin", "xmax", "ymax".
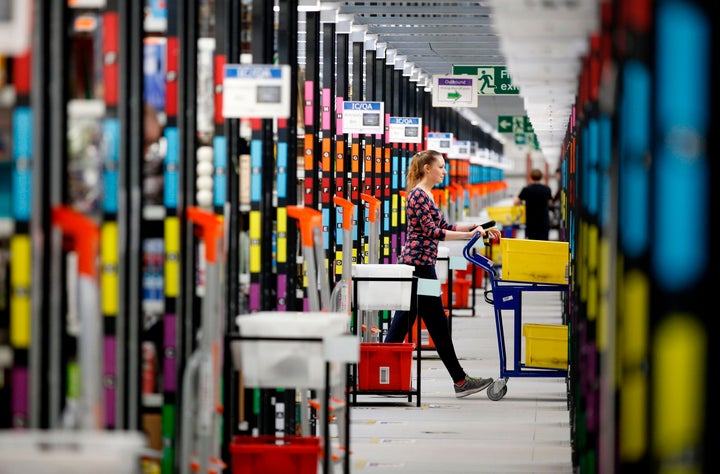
[{"xmin": 348, "ymin": 290, "xmax": 573, "ymax": 473}]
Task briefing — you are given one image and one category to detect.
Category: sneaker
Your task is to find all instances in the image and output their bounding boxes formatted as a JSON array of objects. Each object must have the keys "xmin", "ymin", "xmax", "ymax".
[{"xmin": 454, "ymin": 375, "xmax": 493, "ymax": 398}]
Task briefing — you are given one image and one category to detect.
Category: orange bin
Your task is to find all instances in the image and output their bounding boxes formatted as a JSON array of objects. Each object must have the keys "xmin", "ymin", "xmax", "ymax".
[
  {"xmin": 453, "ymin": 279, "xmax": 471, "ymax": 307},
  {"xmin": 441, "ymin": 278, "xmax": 472, "ymax": 308},
  {"xmin": 455, "ymin": 266, "xmax": 484, "ymax": 289},
  {"xmin": 230, "ymin": 435, "xmax": 321, "ymax": 474},
  {"xmin": 358, "ymin": 342, "xmax": 413, "ymax": 391}
]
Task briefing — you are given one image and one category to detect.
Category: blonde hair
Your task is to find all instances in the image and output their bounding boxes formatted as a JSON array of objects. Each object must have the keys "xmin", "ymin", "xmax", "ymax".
[{"xmin": 406, "ymin": 150, "xmax": 443, "ymax": 192}]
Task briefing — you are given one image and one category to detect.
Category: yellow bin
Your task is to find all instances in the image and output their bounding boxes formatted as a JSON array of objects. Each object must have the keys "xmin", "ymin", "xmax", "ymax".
[
  {"xmin": 523, "ymin": 324, "xmax": 568, "ymax": 369},
  {"xmin": 499, "ymin": 238, "xmax": 569, "ymax": 284},
  {"xmin": 486, "ymin": 205, "xmax": 525, "ymax": 226}
]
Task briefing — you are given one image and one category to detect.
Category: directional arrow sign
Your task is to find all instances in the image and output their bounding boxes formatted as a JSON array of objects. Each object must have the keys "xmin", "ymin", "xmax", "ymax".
[
  {"xmin": 498, "ymin": 116, "xmax": 514, "ymax": 133},
  {"xmin": 432, "ymin": 75, "xmax": 478, "ymax": 108}
]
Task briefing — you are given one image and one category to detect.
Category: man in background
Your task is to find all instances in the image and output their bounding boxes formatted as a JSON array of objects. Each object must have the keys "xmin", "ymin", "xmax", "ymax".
[{"xmin": 514, "ymin": 168, "xmax": 553, "ymax": 240}]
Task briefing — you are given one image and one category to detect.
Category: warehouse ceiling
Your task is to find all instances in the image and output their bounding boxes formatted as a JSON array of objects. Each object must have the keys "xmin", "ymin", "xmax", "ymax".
[{"xmin": 312, "ymin": 0, "xmax": 600, "ymax": 167}]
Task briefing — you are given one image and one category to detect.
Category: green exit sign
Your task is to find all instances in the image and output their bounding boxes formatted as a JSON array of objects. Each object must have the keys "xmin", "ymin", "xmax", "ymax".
[
  {"xmin": 452, "ymin": 65, "xmax": 520, "ymax": 95},
  {"xmin": 498, "ymin": 115, "xmax": 533, "ymax": 133}
]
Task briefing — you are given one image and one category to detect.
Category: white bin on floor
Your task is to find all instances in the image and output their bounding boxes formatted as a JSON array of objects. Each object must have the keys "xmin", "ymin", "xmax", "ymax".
[
  {"xmin": 351, "ymin": 264, "xmax": 414, "ymax": 311},
  {"xmin": 233, "ymin": 311, "xmax": 349, "ymax": 388},
  {"xmin": 0, "ymin": 430, "xmax": 147, "ymax": 474}
]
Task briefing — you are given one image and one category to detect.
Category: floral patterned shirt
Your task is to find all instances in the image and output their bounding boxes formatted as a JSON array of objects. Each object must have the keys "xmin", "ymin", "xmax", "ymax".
[{"xmin": 400, "ymin": 187, "xmax": 455, "ymax": 266}]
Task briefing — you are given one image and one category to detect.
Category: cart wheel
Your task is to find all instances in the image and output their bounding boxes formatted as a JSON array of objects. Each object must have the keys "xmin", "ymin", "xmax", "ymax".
[{"xmin": 487, "ymin": 381, "xmax": 507, "ymax": 401}]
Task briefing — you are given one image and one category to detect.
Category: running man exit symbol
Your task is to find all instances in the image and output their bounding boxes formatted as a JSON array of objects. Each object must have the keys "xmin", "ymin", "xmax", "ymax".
[
  {"xmin": 452, "ymin": 65, "xmax": 519, "ymax": 95},
  {"xmin": 513, "ymin": 116, "xmax": 524, "ymax": 132},
  {"xmin": 478, "ymin": 69, "xmax": 494, "ymax": 94}
]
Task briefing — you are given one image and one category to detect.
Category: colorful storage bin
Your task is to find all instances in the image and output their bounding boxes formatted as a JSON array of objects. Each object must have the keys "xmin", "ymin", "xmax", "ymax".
[
  {"xmin": 229, "ymin": 435, "xmax": 321, "ymax": 474},
  {"xmin": 358, "ymin": 342, "xmax": 413, "ymax": 391},
  {"xmin": 499, "ymin": 238, "xmax": 569, "ymax": 284},
  {"xmin": 523, "ymin": 323, "xmax": 568, "ymax": 369}
]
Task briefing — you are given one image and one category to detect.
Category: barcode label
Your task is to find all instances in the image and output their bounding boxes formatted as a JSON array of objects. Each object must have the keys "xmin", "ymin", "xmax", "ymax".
[{"xmin": 379, "ymin": 366, "xmax": 390, "ymax": 384}]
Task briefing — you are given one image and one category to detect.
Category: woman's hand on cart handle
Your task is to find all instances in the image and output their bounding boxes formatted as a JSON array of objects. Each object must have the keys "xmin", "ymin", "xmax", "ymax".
[{"xmin": 471, "ymin": 220, "xmax": 501, "ymax": 240}]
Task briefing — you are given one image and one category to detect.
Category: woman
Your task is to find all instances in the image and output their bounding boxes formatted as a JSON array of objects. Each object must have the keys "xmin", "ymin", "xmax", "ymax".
[{"xmin": 384, "ymin": 150, "xmax": 501, "ymax": 398}]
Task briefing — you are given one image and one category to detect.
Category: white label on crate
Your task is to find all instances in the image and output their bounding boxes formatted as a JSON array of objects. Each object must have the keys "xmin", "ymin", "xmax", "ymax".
[
  {"xmin": 275, "ymin": 402, "xmax": 285, "ymax": 434},
  {"xmin": 379, "ymin": 366, "xmax": 390, "ymax": 384}
]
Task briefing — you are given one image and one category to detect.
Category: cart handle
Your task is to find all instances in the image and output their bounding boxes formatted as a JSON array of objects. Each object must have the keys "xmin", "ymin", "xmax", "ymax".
[
  {"xmin": 360, "ymin": 193, "xmax": 380, "ymax": 223},
  {"xmin": 333, "ymin": 196, "xmax": 355, "ymax": 231},
  {"xmin": 287, "ymin": 206, "xmax": 322, "ymax": 247},
  {"xmin": 470, "ymin": 220, "xmax": 497, "ymax": 234},
  {"xmin": 462, "ymin": 221, "xmax": 498, "ymax": 275}
]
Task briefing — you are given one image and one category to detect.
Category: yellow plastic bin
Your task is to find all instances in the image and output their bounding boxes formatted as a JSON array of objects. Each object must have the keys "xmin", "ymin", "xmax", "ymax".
[
  {"xmin": 499, "ymin": 238, "xmax": 569, "ymax": 284},
  {"xmin": 523, "ymin": 323, "xmax": 568, "ymax": 369},
  {"xmin": 486, "ymin": 205, "xmax": 525, "ymax": 226}
]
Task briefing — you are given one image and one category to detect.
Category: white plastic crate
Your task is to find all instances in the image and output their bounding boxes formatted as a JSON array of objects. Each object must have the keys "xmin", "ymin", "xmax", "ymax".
[
  {"xmin": 0, "ymin": 430, "xmax": 147, "ymax": 474},
  {"xmin": 351, "ymin": 264, "xmax": 414, "ymax": 310},
  {"xmin": 233, "ymin": 311, "xmax": 348, "ymax": 388}
]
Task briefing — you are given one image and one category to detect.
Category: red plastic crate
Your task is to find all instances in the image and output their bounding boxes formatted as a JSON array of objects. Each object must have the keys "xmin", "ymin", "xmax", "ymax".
[
  {"xmin": 358, "ymin": 342, "xmax": 413, "ymax": 391},
  {"xmin": 441, "ymin": 278, "xmax": 472, "ymax": 308},
  {"xmin": 456, "ymin": 267, "xmax": 484, "ymax": 289},
  {"xmin": 453, "ymin": 279, "xmax": 471, "ymax": 307},
  {"xmin": 229, "ymin": 435, "xmax": 320, "ymax": 474}
]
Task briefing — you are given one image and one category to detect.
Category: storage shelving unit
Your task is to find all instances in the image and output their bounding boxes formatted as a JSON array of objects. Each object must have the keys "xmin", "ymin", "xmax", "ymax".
[
  {"xmin": 229, "ymin": 311, "xmax": 355, "ymax": 474},
  {"xmin": 349, "ymin": 269, "xmax": 421, "ymax": 407}
]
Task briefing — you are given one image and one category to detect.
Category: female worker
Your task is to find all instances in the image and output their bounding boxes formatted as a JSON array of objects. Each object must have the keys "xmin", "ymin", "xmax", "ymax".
[{"xmin": 384, "ymin": 150, "xmax": 501, "ymax": 398}]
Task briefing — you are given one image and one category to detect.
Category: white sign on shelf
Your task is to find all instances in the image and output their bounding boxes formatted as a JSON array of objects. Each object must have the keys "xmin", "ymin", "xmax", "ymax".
[
  {"xmin": 388, "ymin": 117, "xmax": 422, "ymax": 143},
  {"xmin": 222, "ymin": 64, "xmax": 291, "ymax": 118},
  {"xmin": 426, "ymin": 132, "xmax": 454, "ymax": 154},
  {"xmin": 448, "ymin": 140, "xmax": 472, "ymax": 160},
  {"xmin": 341, "ymin": 101, "xmax": 385, "ymax": 135}
]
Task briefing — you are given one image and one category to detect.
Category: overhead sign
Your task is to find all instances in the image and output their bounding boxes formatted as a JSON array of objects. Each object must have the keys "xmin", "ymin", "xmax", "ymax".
[
  {"xmin": 452, "ymin": 65, "xmax": 520, "ymax": 95},
  {"xmin": 498, "ymin": 115, "xmax": 533, "ymax": 133},
  {"xmin": 426, "ymin": 132, "xmax": 454, "ymax": 154},
  {"xmin": 431, "ymin": 75, "xmax": 478, "ymax": 108},
  {"xmin": 341, "ymin": 101, "xmax": 385, "ymax": 135},
  {"xmin": 222, "ymin": 64, "xmax": 291, "ymax": 118},
  {"xmin": 388, "ymin": 117, "xmax": 422, "ymax": 143}
]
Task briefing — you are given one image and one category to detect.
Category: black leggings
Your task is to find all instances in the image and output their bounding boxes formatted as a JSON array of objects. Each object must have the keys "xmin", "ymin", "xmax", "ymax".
[{"xmin": 384, "ymin": 264, "xmax": 466, "ymax": 383}]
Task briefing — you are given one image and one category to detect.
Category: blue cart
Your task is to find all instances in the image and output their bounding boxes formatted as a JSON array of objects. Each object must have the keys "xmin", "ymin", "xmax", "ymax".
[{"xmin": 462, "ymin": 234, "xmax": 569, "ymax": 401}]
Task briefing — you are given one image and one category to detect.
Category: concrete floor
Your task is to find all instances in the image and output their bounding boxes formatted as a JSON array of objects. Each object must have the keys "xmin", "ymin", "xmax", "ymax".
[{"xmin": 346, "ymin": 290, "xmax": 573, "ymax": 474}]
